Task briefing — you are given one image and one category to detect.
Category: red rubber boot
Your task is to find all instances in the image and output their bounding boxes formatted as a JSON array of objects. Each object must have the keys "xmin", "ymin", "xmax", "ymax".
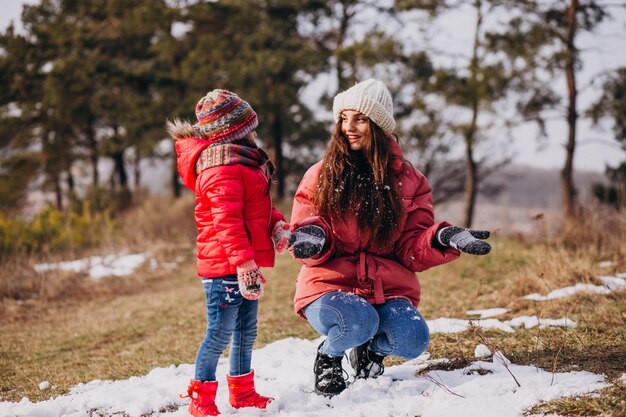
[
  {"xmin": 226, "ymin": 370, "xmax": 273, "ymax": 409},
  {"xmin": 184, "ymin": 379, "xmax": 220, "ymax": 417}
]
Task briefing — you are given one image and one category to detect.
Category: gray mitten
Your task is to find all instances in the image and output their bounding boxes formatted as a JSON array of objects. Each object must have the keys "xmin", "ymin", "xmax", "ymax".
[
  {"xmin": 436, "ymin": 226, "xmax": 491, "ymax": 255},
  {"xmin": 289, "ymin": 225, "xmax": 326, "ymax": 259}
]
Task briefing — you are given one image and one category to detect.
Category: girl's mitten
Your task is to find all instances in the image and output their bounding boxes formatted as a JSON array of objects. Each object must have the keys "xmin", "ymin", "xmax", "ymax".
[
  {"xmin": 271, "ymin": 220, "xmax": 291, "ymax": 254},
  {"xmin": 436, "ymin": 226, "xmax": 491, "ymax": 255},
  {"xmin": 236, "ymin": 260, "xmax": 266, "ymax": 300}
]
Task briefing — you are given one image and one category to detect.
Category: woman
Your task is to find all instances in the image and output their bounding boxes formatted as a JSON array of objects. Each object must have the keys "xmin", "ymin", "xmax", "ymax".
[{"xmin": 288, "ymin": 79, "xmax": 491, "ymax": 397}]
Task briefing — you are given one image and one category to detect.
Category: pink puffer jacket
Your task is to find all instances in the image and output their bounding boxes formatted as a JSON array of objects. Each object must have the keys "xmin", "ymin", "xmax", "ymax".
[{"xmin": 290, "ymin": 138, "xmax": 460, "ymax": 317}]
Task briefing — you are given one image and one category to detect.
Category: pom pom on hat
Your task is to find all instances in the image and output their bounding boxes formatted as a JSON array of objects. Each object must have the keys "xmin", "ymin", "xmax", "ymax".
[
  {"xmin": 332, "ymin": 79, "xmax": 396, "ymax": 135},
  {"xmin": 195, "ymin": 89, "xmax": 258, "ymax": 144}
]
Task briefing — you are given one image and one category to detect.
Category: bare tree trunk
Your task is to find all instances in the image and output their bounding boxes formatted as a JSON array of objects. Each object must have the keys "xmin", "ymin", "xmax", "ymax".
[
  {"xmin": 334, "ymin": 0, "xmax": 356, "ymax": 90},
  {"xmin": 462, "ymin": 0, "xmax": 483, "ymax": 228},
  {"xmin": 134, "ymin": 153, "xmax": 141, "ymax": 189},
  {"xmin": 65, "ymin": 166, "xmax": 75, "ymax": 205},
  {"xmin": 172, "ymin": 152, "xmax": 181, "ymax": 198},
  {"xmin": 66, "ymin": 167, "xmax": 74, "ymax": 193},
  {"xmin": 463, "ymin": 135, "xmax": 478, "ymax": 228},
  {"xmin": 169, "ymin": 32, "xmax": 184, "ymax": 199},
  {"xmin": 112, "ymin": 150, "xmax": 128, "ymax": 189},
  {"xmin": 54, "ymin": 174, "xmax": 62, "ymax": 210},
  {"xmin": 87, "ymin": 125, "xmax": 99, "ymax": 186},
  {"xmin": 271, "ymin": 111, "xmax": 285, "ymax": 200},
  {"xmin": 561, "ymin": 0, "xmax": 579, "ymax": 218}
]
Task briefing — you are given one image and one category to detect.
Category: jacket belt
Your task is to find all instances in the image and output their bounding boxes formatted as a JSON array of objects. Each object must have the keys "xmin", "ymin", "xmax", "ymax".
[{"xmin": 356, "ymin": 252, "xmax": 385, "ymax": 304}]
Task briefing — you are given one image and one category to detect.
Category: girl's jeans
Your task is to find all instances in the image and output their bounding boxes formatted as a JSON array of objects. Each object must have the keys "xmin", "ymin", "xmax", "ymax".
[
  {"xmin": 194, "ymin": 275, "xmax": 258, "ymax": 382},
  {"xmin": 303, "ymin": 291, "xmax": 429, "ymax": 358}
]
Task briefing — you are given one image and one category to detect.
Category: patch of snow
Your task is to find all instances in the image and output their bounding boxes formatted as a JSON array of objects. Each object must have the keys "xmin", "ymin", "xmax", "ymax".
[
  {"xmin": 427, "ymin": 315, "xmax": 573, "ymax": 334},
  {"xmin": 596, "ymin": 275, "xmax": 626, "ymax": 290},
  {"xmin": 37, "ymin": 382, "xmax": 49, "ymax": 391},
  {"xmin": 466, "ymin": 308, "xmax": 509, "ymax": 318},
  {"xmin": 596, "ymin": 260, "xmax": 613, "ymax": 268},
  {"xmin": 493, "ymin": 351, "xmax": 511, "ymax": 366},
  {"xmin": 0, "ymin": 337, "xmax": 607, "ymax": 417},
  {"xmin": 523, "ymin": 283, "xmax": 611, "ymax": 301},
  {"xmin": 34, "ymin": 253, "xmax": 147, "ymax": 280},
  {"xmin": 471, "ymin": 318, "xmax": 516, "ymax": 333},
  {"xmin": 505, "ymin": 316, "xmax": 576, "ymax": 329},
  {"xmin": 427, "ymin": 317, "xmax": 470, "ymax": 333},
  {"xmin": 474, "ymin": 344, "xmax": 492, "ymax": 358},
  {"xmin": 88, "ymin": 254, "xmax": 147, "ymax": 280}
]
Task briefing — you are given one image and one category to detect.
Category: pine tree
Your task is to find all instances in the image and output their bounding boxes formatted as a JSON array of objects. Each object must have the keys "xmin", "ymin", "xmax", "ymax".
[
  {"xmin": 416, "ymin": 0, "xmax": 532, "ymax": 226},
  {"xmin": 1, "ymin": 0, "xmax": 174, "ymax": 210},
  {"xmin": 172, "ymin": 0, "xmax": 328, "ymax": 199},
  {"xmin": 491, "ymin": 0, "xmax": 613, "ymax": 218},
  {"xmin": 589, "ymin": 68, "xmax": 626, "ymax": 208}
]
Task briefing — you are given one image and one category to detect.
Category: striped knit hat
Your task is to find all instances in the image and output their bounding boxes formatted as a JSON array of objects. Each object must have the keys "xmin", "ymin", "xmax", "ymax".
[
  {"xmin": 194, "ymin": 89, "xmax": 258, "ymax": 144},
  {"xmin": 333, "ymin": 79, "xmax": 396, "ymax": 135}
]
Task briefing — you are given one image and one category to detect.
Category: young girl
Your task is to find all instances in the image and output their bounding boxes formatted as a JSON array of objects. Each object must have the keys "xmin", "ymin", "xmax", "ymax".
[
  {"xmin": 288, "ymin": 79, "xmax": 491, "ymax": 397},
  {"xmin": 167, "ymin": 89, "xmax": 291, "ymax": 416}
]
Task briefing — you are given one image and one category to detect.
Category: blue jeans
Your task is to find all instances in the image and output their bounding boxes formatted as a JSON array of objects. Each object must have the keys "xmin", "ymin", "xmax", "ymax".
[
  {"xmin": 194, "ymin": 275, "xmax": 258, "ymax": 382},
  {"xmin": 303, "ymin": 291, "xmax": 429, "ymax": 358}
]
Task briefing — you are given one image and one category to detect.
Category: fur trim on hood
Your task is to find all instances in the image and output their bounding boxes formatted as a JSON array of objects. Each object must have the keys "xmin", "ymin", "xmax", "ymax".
[
  {"xmin": 166, "ymin": 118, "xmax": 205, "ymax": 141},
  {"xmin": 169, "ymin": 118, "xmax": 212, "ymax": 190}
]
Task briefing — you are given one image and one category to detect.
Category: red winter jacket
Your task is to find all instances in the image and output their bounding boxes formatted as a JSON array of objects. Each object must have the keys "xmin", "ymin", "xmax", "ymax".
[
  {"xmin": 291, "ymin": 138, "xmax": 460, "ymax": 317},
  {"xmin": 171, "ymin": 121, "xmax": 285, "ymax": 278}
]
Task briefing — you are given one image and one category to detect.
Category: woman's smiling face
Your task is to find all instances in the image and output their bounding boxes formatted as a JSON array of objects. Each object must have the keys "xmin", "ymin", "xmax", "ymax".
[{"xmin": 340, "ymin": 110, "xmax": 371, "ymax": 152}]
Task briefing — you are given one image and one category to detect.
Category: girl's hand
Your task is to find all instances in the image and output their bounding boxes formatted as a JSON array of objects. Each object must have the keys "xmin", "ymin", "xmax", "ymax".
[
  {"xmin": 236, "ymin": 260, "xmax": 266, "ymax": 300},
  {"xmin": 271, "ymin": 220, "xmax": 291, "ymax": 254}
]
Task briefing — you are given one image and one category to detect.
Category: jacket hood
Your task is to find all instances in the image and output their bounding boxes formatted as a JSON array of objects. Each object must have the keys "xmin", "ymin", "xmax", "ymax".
[{"xmin": 168, "ymin": 119, "xmax": 211, "ymax": 190}]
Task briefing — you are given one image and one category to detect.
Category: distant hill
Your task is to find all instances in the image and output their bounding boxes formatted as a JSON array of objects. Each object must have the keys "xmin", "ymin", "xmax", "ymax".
[
  {"xmin": 435, "ymin": 165, "xmax": 607, "ymax": 233},
  {"xmin": 479, "ymin": 164, "xmax": 605, "ymax": 208}
]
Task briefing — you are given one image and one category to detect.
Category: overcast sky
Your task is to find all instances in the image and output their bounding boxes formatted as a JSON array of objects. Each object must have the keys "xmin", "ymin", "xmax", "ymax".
[{"xmin": 2, "ymin": 0, "xmax": 625, "ymax": 173}]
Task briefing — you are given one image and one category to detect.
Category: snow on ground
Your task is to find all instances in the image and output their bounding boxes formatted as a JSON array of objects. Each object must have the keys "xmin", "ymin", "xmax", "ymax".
[
  {"xmin": 474, "ymin": 344, "xmax": 492, "ymax": 358},
  {"xmin": 465, "ymin": 308, "xmax": 509, "ymax": 318},
  {"xmin": 427, "ymin": 315, "xmax": 575, "ymax": 334},
  {"xmin": 33, "ymin": 252, "xmax": 183, "ymax": 280},
  {"xmin": 523, "ymin": 283, "xmax": 611, "ymax": 301},
  {"xmin": 34, "ymin": 253, "xmax": 148, "ymax": 280},
  {"xmin": 0, "ymin": 337, "xmax": 607, "ymax": 417},
  {"xmin": 597, "ymin": 274, "xmax": 626, "ymax": 290},
  {"xmin": 522, "ymin": 274, "xmax": 625, "ymax": 301},
  {"xmin": 16, "ymin": 256, "xmax": 622, "ymax": 416}
]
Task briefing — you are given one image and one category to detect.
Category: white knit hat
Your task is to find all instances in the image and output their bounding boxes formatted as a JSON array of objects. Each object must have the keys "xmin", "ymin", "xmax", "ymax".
[{"xmin": 332, "ymin": 79, "xmax": 396, "ymax": 135}]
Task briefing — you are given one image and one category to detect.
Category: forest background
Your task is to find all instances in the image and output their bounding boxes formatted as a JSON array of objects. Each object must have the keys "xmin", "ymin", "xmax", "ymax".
[
  {"xmin": 2, "ymin": 0, "xmax": 626, "ymax": 227},
  {"xmin": 1, "ymin": 1, "xmax": 625, "ymax": 415}
]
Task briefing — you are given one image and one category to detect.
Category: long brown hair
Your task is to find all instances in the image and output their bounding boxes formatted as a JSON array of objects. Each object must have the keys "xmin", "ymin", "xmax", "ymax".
[{"xmin": 314, "ymin": 121, "xmax": 403, "ymax": 248}]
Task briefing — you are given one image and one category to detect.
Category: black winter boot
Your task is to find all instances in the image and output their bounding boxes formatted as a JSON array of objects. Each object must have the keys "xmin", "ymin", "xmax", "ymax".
[
  {"xmin": 313, "ymin": 343, "xmax": 347, "ymax": 397},
  {"xmin": 349, "ymin": 341, "xmax": 385, "ymax": 379}
]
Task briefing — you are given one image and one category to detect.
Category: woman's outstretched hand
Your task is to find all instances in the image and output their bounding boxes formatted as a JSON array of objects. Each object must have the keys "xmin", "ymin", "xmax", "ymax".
[
  {"xmin": 436, "ymin": 226, "xmax": 491, "ymax": 255},
  {"xmin": 289, "ymin": 225, "xmax": 326, "ymax": 259}
]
